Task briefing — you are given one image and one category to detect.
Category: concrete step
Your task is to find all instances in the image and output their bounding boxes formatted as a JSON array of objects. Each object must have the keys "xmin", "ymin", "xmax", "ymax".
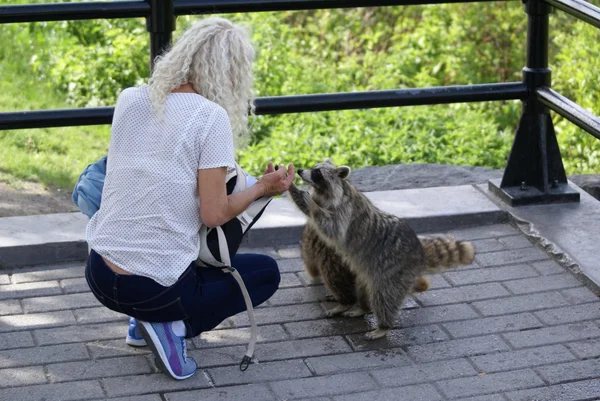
[{"xmin": 0, "ymin": 184, "xmax": 508, "ymax": 268}]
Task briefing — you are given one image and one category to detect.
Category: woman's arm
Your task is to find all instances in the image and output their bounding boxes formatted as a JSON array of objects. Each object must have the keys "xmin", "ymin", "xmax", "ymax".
[{"xmin": 198, "ymin": 163, "xmax": 294, "ymax": 228}]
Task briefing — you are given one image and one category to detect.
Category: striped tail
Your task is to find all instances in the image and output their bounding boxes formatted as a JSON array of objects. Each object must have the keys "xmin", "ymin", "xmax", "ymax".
[{"xmin": 419, "ymin": 235, "xmax": 475, "ymax": 274}]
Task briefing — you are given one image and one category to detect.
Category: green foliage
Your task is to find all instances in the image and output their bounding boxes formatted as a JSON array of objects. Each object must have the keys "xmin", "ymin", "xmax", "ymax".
[{"xmin": 1, "ymin": 1, "xmax": 599, "ymax": 190}]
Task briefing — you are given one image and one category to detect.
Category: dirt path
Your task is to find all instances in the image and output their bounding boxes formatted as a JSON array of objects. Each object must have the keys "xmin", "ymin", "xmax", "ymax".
[{"xmin": 0, "ymin": 181, "xmax": 78, "ymax": 217}]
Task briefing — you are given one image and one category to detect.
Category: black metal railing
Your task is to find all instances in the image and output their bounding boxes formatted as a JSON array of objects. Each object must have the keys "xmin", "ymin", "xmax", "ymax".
[{"xmin": 1, "ymin": 0, "xmax": 600, "ymax": 206}]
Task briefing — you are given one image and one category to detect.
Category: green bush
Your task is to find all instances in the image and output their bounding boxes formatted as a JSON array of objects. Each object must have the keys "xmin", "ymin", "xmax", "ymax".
[{"xmin": 1, "ymin": 1, "xmax": 599, "ymax": 190}]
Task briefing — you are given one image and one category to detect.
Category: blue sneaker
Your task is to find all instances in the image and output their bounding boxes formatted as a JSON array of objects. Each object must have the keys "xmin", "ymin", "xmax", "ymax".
[
  {"xmin": 138, "ymin": 321, "xmax": 197, "ymax": 380},
  {"xmin": 126, "ymin": 317, "xmax": 147, "ymax": 347}
]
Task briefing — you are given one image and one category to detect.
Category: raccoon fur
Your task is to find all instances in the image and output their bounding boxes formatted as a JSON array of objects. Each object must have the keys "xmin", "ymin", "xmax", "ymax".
[{"xmin": 288, "ymin": 158, "xmax": 475, "ymax": 340}]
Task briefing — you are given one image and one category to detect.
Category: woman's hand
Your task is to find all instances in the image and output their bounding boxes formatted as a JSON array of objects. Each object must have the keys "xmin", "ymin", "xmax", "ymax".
[{"xmin": 257, "ymin": 163, "xmax": 295, "ymax": 197}]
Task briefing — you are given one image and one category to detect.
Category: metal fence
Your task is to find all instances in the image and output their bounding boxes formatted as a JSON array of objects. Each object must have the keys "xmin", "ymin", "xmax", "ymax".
[{"xmin": 1, "ymin": 0, "xmax": 599, "ymax": 206}]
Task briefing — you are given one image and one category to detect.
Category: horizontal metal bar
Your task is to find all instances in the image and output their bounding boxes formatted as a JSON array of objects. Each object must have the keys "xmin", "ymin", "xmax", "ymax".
[
  {"xmin": 256, "ymin": 83, "xmax": 527, "ymax": 114},
  {"xmin": 543, "ymin": 0, "xmax": 600, "ymax": 29},
  {"xmin": 174, "ymin": 0, "xmax": 508, "ymax": 15},
  {"xmin": 0, "ymin": 1, "xmax": 149, "ymax": 24},
  {"xmin": 0, "ymin": 83, "xmax": 527, "ymax": 130},
  {"xmin": 537, "ymin": 86, "xmax": 600, "ymax": 140},
  {"xmin": 0, "ymin": 0, "xmax": 517, "ymax": 24}
]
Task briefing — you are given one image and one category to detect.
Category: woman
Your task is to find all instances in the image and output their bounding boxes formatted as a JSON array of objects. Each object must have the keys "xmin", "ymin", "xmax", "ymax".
[{"xmin": 85, "ymin": 17, "xmax": 294, "ymax": 380}]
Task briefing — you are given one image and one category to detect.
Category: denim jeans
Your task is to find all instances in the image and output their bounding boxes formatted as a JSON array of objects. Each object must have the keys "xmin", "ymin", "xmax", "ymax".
[{"xmin": 85, "ymin": 249, "xmax": 280, "ymax": 338}]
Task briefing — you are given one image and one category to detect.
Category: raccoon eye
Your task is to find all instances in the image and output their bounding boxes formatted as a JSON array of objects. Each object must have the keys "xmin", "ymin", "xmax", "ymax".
[{"xmin": 311, "ymin": 169, "xmax": 323, "ymax": 182}]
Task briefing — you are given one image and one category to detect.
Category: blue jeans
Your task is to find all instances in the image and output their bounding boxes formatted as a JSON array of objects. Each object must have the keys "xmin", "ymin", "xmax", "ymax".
[{"xmin": 85, "ymin": 249, "xmax": 280, "ymax": 338}]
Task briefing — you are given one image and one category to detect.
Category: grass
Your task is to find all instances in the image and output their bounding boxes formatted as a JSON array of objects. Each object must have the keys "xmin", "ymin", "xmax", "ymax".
[{"xmin": 0, "ymin": 51, "xmax": 111, "ymax": 191}]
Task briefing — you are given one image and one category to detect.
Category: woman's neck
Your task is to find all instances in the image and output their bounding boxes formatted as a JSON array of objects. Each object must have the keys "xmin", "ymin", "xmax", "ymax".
[{"xmin": 172, "ymin": 83, "xmax": 196, "ymax": 94}]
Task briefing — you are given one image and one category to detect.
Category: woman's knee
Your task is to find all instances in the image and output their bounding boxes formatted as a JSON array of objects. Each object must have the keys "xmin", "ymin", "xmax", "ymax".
[{"xmin": 234, "ymin": 253, "xmax": 281, "ymax": 290}]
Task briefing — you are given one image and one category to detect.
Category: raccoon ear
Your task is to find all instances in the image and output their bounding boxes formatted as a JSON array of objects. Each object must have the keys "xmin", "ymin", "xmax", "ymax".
[
  {"xmin": 336, "ymin": 166, "xmax": 351, "ymax": 179},
  {"xmin": 323, "ymin": 157, "xmax": 334, "ymax": 165}
]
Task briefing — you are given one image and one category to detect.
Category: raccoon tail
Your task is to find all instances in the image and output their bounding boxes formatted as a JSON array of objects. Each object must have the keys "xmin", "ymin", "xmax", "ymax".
[{"xmin": 419, "ymin": 235, "xmax": 475, "ymax": 274}]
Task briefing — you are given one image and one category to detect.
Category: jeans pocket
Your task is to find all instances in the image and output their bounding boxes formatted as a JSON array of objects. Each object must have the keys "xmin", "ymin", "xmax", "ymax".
[{"xmin": 130, "ymin": 297, "xmax": 189, "ymax": 323}]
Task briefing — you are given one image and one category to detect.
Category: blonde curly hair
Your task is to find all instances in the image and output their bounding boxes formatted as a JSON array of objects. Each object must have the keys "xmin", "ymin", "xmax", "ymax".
[{"xmin": 148, "ymin": 17, "xmax": 255, "ymax": 147}]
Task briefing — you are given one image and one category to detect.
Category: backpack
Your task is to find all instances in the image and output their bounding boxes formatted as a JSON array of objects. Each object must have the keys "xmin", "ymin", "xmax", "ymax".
[{"xmin": 73, "ymin": 156, "xmax": 272, "ymax": 371}]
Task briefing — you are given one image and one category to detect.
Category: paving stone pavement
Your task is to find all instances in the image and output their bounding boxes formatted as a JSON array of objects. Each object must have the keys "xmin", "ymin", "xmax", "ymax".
[{"xmin": 1, "ymin": 223, "xmax": 600, "ymax": 400}]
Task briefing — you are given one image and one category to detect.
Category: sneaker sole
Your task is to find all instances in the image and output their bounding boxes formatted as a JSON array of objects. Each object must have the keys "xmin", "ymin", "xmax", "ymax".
[
  {"xmin": 138, "ymin": 321, "xmax": 196, "ymax": 380},
  {"xmin": 125, "ymin": 336, "xmax": 147, "ymax": 347}
]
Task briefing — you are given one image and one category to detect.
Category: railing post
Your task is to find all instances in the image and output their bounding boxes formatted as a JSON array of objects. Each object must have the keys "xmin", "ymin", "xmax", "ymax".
[
  {"xmin": 488, "ymin": 0, "xmax": 580, "ymax": 206},
  {"xmin": 146, "ymin": 0, "xmax": 175, "ymax": 71}
]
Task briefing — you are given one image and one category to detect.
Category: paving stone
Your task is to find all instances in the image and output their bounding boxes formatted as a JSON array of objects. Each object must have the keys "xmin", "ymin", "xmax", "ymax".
[
  {"xmin": 437, "ymin": 368, "xmax": 545, "ymax": 399},
  {"xmin": 453, "ymin": 395, "xmax": 506, "ymax": 401},
  {"xmin": 398, "ymin": 303, "xmax": 478, "ymax": 327},
  {"xmin": 34, "ymin": 322, "xmax": 126, "ymax": 345},
  {"xmin": 277, "ymin": 245, "xmax": 302, "ymax": 259},
  {"xmin": 192, "ymin": 336, "xmax": 352, "ymax": 368},
  {"xmin": 0, "ymin": 310, "xmax": 76, "ymax": 333},
  {"xmin": 47, "ymin": 356, "xmax": 151, "ymax": 383},
  {"xmin": 444, "ymin": 264, "xmax": 538, "ymax": 286},
  {"xmin": 103, "ymin": 373, "xmax": 211, "ymax": 398},
  {"xmin": 269, "ymin": 285, "xmax": 328, "ymax": 306},
  {"xmin": 277, "ymin": 258, "xmax": 305, "ymax": 273},
  {"xmin": 73, "ymin": 306, "xmax": 128, "ymax": 324},
  {"xmin": 103, "ymin": 396, "xmax": 162, "ymax": 401},
  {"xmin": 448, "ymin": 224, "xmax": 518, "ymax": 240},
  {"xmin": 283, "ymin": 318, "xmax": 371, "ymax": 339},
  {"xmin": 87, "ymin": 339, "xmax": 151, "ymax": 359},
  {"xmin": 0, "ymin": 331, "xmax": 35, "ymax": 350},
  {"xmin": 60, "ymin": 277, "xmax": 89, "ymax": 294},
  {"xmin": 270, "ymin": 372, "xmax": 377, "ymax": 399},
  {"xmin": 0, "ymin": 380, "xmax": 104, "ymax": 401},
  {"xmin": 333, "ymin": 384, "xmax": 443, "ymax": 401},
  {"xmin": 426, "ymin": 274, "xmax": 452, "ymax": 289},
  {"xmin": 371, "ymin": 358, "xmax": 477, "ymax": 387},
  {"xmin": 22, "ymin": 292, "xmax": 101, "ymax": 313},
  {"xmin": 279, "ymin": 272, "xmax": 303, "ymax": 288},
  {"xmin": 306, "ymin": 348, "xmax": 411, "ymax": 375},
  {"xmin": 470, "ymin": 344, "xmax": 576, "ymax": 373},
  {"xmin": 475, "ymin": 248, "xmax": 549, "ymax": 267},
  {"xmin": 0, "ymin": 342, "xmax": 89, "ymax": 368},
  {"xmin": 346, "ymin": 324, "xmax": 448, "ymax": 351},
  {"xmin": 537, "ymin": 359, "xmax": 600, "ymax": 385},
  {"xmin": 165, "ymin": 384, "xmax": 275, "ymax": 401},
  {"xmin": 0, "ymin": 280, "xmax": 62, "ymax": 300},
  {"xmin": 12, "ymin": 265, "xmax": 85, "ymax": 284},
  {"xmin": 0, "ymin": 275, "xmax": 9, "ymax": 285},
  {"xmin": 230, "ymin": 303, "xmax": 324, "ymax": 327},
  {"xmin": 506, "ymin": 379, "xmax": 600, "ymax": 401},
  {"xmin": 472, "ymin": 292, "xmax": 569, "ymax": 316},
  {"xmin": 471, "ymin": 238, "xmax": 506, "ymax": 253},
  {"xmin": 406, "ymin": 335, "xmax": 510, "ymax": 363},
  {"xmin": 532, "ymin": 260, "xmax": 567, "ymax": 275},
  {"xmin": 208, "ymin": 359, "xmax": 312, "ymax": 386},
  {"xmin": 496, "ymin": 235, "xmax": 534, "ymax": 249},
  {"xmin": 296, "ymin": 271, "xmax": 322, "ymax": 286},
  {"xmin": 192, "ymin": 324, "xmax": 288, "ymax": 348},
  {"xmin": 503, "ymin": 273, "xmax": 582, "ymax": 294},
  {"xmin": 0, "ymin": 299, "xmax": 22, "ymax": 316},
  {"xmin": 416, "ymin": 282, "xmax": 510, "ymax": 306},
  {"xmin": 534, "ymin": 303, "xmax": 600, "ymax": 325},
  {"xmin": 503, "ymin": 321, "xmax": 600, "ymax": 348},
  {"xmin": 443, "ymin": 313, "xmax": 543, "ymax": 338},
  {"xmin": 560, "ymin": 287, "xmax": 600, "ymax": 304},
  {"xmin": 567, "ymin": 338, "xmax": 600, "ymax": 359},
  {"xmin": 0, "ymin": 366, "xmax": 47, "ymax": 388}
]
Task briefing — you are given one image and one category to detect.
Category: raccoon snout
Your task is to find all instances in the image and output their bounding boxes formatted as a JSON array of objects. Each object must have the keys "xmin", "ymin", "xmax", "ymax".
[{"xmin": 297, "ymin": 169, "xmax": 304, "ymax": 175}]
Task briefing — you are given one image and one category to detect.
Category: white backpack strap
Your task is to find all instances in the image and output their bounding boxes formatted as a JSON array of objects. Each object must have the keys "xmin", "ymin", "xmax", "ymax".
[{"xmin": 215, "ymin": 226, "xmax": 258, "ymax": 371}]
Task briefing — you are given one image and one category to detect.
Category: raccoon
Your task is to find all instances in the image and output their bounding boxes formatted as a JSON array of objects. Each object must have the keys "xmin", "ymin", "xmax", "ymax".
[{"xmin": 287, "ymin": 158, "xmax": 475, "ymax": 340}]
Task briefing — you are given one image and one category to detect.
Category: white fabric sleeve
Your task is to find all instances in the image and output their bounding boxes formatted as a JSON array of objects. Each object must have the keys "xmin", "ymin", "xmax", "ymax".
[{"xmin": 197, "ymin": 106, "xmax": 236, "ymax": 170}]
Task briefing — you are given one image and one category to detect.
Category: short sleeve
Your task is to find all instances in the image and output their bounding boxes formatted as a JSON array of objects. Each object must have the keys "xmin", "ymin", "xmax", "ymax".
[{"xmin": 197, "ymin": 106, "xmax": 235, "ymax": 170}]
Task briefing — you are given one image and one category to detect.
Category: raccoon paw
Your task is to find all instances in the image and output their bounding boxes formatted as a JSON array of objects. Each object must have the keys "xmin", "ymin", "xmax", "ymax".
[
  {"xmin": 342, "ymin": 305, "xmax": 368, "ymax": 318},
  {"xmin": 365, "ymin": 328, "xmax": 390, "ymax": 340},
  {"xmin": 325, "ymin": 304, "xmax": 352, "ymax": 317}
]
